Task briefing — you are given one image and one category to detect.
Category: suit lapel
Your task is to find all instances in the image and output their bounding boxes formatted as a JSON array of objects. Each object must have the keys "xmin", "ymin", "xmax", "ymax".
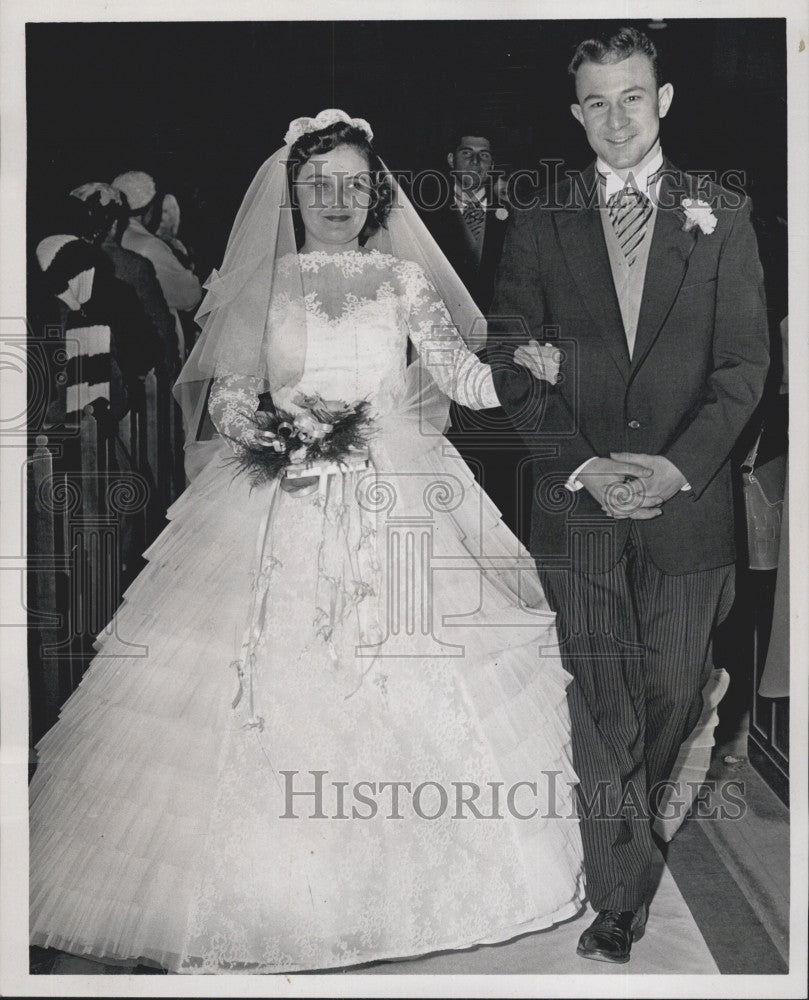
[
  {"xmin": 480, "ymin": 208, "xmax": 505, "ymax": 270},
  {"xmin": 446, "ymin": 205, "xmax": 468, "ymax": 251},
  {"xmin": 631, "ymin": 166, "xmax": 699, "ymax": 372},
  {"xmin": 554, "ymin": 166, "xmax": 630, "ymax": 382}
]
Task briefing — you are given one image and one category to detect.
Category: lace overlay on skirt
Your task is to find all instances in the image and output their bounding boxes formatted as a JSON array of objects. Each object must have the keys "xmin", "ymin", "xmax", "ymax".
[{"xmin": 30, "ymin": 250, "xmax": 586, "ymax": 973}]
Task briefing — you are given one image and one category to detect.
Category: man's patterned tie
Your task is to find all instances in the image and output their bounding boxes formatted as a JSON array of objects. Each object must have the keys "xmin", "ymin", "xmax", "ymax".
[
  {"xmin": 608, "ymin": 188, "xmax": 653, "ymax": 266},
  {"xmin": 462, "ymin": 199, "xmax": 485, "ymax": 243}
]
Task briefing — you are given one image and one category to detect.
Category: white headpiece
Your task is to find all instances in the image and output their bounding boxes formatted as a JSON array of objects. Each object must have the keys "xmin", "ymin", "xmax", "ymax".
[
  {"xmin": 284, "ymin": 109, "xmax": 373, "ymax": 147},
  {"xmin": 112, "ymin": 170, "xmax": 157, "ymax": 211}
]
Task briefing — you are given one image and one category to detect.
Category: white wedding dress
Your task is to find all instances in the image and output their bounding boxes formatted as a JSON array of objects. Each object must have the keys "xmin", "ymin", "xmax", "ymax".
[{"xmin": 29, "ymin": 249, "xmax": 585, "ymax": 973}]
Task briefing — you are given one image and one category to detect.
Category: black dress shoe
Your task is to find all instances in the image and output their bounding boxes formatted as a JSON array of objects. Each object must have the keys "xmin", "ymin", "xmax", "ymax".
[
  {"xmin": 576, "ymin": 907, "xmax": 644, "ymax": 964},
  {"xmin": 632, "ymin": 901, "xmax": 648, "ymax": 940}
]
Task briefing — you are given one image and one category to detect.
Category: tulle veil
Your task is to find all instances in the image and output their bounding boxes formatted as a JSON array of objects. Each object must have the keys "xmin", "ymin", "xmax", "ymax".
[{"xmin": 173, "ymin": 111, "xmax": 488, "ymax": 480}]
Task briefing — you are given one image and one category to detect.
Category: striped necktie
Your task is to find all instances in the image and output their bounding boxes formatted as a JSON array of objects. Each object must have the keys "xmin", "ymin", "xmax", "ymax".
[
  {"xmin": 607, "ymin": 188, "xmax": 653, "ymax": 266},
  {"xmin": 462, "ymin": 198, "xmax": 485, "ymax": 244}
]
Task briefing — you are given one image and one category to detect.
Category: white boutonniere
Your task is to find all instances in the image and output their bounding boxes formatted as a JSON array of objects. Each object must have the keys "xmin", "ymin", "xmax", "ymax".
[
  {"xmin": 495, "ymin": 206, "xmax": 509, "ymax": 221},
  {"xmin": 681, "ymin": 198, "xmax": 717, "ymax": 235}
]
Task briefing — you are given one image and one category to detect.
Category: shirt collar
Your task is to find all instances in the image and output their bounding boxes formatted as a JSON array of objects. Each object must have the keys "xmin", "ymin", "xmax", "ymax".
[
  {"xmin": 597, "ymin": 147, "xmax": 665, "ymax": 202},
  {"xmin": 454, "ymin": 184, "xmax": 487, "ymax": 210}
]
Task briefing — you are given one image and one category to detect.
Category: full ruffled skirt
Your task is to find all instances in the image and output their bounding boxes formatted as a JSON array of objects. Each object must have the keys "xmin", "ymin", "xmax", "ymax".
[{"xmin": 30, "ymin": 423, "xmax": 585, "ymax": 973}]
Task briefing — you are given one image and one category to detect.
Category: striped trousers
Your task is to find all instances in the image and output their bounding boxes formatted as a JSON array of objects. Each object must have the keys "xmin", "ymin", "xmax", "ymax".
[{"xmin": 538, "ymin": 525, "xmax": 735, "ymax": 911}]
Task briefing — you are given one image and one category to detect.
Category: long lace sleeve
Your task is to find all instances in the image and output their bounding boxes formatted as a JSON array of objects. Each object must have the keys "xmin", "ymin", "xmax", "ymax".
[
  {"xmin": 400, "ymin": 260, "xmax": 499, "ymax": 410},
  {"xmin": 208, "ymin": 374, "xmax": 266, "ymax": 452}
]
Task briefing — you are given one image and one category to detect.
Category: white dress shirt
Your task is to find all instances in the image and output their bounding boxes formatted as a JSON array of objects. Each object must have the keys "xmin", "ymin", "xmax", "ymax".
[
  {"xmin": 453, "ymin": 184, "xmax": 488, "ymax": 213},
  {"xmin": 596, "ymin": 145, "xmax": 665, "ymax": 204},
  {"xmin": 564, "ymin": 146, "xmax": 690, "ymax": 495}
]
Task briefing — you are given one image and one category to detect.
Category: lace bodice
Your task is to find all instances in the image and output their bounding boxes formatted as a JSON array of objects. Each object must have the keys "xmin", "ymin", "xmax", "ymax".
[{"xmin": 209, "ymin": 249, "xmax": 497, "ymax": 447}]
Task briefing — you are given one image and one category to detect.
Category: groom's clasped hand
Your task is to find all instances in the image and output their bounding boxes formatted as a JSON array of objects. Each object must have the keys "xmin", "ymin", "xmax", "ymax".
[
  {"xmin": 577, "ymin": 456, "xmax": 659, "ymax": 520},
  {"xmin": 610, "ymin": 452, "xmax": 690, "ymax": 509},
  {"xmin": 516, "ymin": 341, "xmax": 688, "ymax": 520},
  {"xmin": 578, "ymin": 453, "xmax": 687, "ymax": 521}
]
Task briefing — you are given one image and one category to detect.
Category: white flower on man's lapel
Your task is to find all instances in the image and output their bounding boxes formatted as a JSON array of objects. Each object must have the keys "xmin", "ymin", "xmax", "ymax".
[
  {"xmin": 493, "ymin": 178, "xmax": 510, "ymax": 221},
  {"xmin": 681, "ymin": 198, "xmax": 717, "ymax": 235}
]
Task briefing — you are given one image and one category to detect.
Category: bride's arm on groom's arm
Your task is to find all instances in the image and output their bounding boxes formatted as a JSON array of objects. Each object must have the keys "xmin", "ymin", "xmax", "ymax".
[
  {"xmin": 404, "ymin": 260, "xmax": 497, "ymax": 410},
  {"xmin": 489, "ymin": 212, "xmax": 597, "ymax": 472},
  {"xmin": 404, "ymin": 260, "xmax": 558, "ymax": 411}
]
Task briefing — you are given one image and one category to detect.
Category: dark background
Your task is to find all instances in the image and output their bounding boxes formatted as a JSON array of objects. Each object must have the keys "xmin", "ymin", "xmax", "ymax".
[{"xmin": 26, "ymin": 17, "xmax": 787, "ymax": 319}]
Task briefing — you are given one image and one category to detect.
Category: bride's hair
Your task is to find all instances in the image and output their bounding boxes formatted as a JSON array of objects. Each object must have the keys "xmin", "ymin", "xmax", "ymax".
[{"xmin": 286, "ymin": 121, "xmax": 393, "ymax": 249}]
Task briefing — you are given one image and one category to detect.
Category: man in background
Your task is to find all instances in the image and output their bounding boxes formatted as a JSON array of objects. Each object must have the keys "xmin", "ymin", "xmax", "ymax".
[
  {"xmin": 425, "ymin": 129, "xmax": 531, "ymax": 533},
  {"xmin": 427, "ymin": 129, "xmax": 510, "ymax": 313}
]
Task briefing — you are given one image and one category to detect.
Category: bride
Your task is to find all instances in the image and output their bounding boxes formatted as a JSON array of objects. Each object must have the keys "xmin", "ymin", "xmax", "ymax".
[{"xmin": 29, "ymin": 109, "xmax": 585, "ymax": 973}]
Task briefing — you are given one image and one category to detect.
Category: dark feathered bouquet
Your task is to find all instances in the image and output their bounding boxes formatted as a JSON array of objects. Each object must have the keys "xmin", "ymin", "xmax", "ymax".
[{"xmin": 229, "ymin": 393, "xmax": 374, "ymax": 488}]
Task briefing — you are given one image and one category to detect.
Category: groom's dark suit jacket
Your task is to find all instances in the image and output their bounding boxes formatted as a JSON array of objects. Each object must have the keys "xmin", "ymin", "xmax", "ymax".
[{"xmin": 490, "ymin": 162, "xmax": 770, "ymax": 574}]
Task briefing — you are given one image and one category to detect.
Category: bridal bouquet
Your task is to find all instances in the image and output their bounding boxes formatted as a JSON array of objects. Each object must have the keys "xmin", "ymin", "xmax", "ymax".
[{"xmin": 230, "ymin": 393, "xmax": 374, "ymax": 487}]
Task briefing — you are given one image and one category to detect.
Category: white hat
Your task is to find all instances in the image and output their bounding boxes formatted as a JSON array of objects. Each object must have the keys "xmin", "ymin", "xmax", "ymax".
[
  {"xmin": 112, "ymin": 170, "xmax": 157, "ymax": 211},
  {"xmin": 35, "ymin": 234, "xmax": 78, "ymax": 272},
  {"xmin": 70, "ymin": 182, "xmax": 123, "ymax": 206}
]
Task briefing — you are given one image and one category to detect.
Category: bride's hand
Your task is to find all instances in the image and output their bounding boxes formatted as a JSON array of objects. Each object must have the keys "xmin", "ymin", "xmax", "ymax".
[
  {"xmin": 513, "ymin": 341, "xmax": 563, "ymax": 384},
  {"xmin": 243, "ymin": 427, "xmax": 287, "ymax": 451}
]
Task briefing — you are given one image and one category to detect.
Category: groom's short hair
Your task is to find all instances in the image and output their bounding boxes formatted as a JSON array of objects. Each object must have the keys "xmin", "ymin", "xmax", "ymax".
[{"xmin": 568, "ymin": 26, "xmax": 662, "ymax": 91}]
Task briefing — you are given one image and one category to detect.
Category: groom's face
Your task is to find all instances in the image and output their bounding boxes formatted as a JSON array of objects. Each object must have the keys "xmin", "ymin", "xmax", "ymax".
[{"xmin": 571, "ymin": 52, "xmax": 673, "ymax": 173}]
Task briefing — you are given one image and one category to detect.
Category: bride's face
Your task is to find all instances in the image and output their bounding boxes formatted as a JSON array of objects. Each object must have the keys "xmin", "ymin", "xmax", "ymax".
[{"xmin": 294, "ymin": 144, "xmax": 373, "ymax": 252}]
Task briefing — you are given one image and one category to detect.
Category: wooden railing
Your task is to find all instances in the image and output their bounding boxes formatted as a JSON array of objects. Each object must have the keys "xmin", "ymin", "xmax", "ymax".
[
  {"xmin": 748, "ymin": 571, "xmax": 790, "ymax": 803},
  {"xmin": 27, "ymin": 371, "xmax": 186, "ymax": 742}
]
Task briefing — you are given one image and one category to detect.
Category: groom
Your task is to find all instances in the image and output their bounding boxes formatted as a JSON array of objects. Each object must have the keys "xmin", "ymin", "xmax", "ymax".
[{"xmin": 490, "ymin": 27, "xmax": 769, "ymax": 963}]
